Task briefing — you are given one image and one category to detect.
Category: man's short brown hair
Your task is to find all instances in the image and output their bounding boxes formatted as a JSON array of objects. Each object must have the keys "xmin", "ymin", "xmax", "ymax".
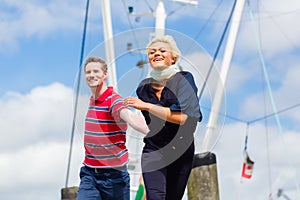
[{"xmin": 84, "ymin": 56, "xmax": 108, "ymax": 72}]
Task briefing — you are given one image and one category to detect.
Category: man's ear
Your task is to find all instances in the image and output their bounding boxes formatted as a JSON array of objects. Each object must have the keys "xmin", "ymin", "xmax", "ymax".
[{"xmin": 104, "ymin": 70, "xmax": 108, "ymax": 78}]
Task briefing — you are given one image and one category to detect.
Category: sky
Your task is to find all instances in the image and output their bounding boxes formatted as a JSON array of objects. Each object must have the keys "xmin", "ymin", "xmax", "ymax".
[{"xmin": 0, "ymin": 0, "xmax": 300, "ymax": 199}]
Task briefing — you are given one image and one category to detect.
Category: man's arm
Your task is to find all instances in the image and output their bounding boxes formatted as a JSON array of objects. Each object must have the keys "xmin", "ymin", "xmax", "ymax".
[{"xmin": 120, "ymin": 108, "xmax": 149, "ymax": 135}]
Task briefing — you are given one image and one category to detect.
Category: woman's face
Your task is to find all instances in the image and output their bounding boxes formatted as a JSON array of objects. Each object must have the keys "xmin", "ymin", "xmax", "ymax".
[{"xmin": 147, "ymin": 42, "xmax": 176, "ymax": 71}]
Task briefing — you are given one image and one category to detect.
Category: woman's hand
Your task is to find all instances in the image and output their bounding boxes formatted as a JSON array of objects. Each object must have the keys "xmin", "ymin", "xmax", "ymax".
[
  {"xmin": 124, "ymin": 97, "xmax": 150, "ymax": 111},
  {"xmin": 125, "ymin": 97, "xmax": 187, "ymax": 125}
]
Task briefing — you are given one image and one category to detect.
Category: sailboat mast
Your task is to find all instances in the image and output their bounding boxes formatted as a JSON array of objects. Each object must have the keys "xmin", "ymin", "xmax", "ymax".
[
  {"xmin": 155, "ymin": 0, "xmax": 167, "ymax": 37},
  {"xmin": 100, "ymin": 0, "xmax": 118, "ymax": 91},
  {"xmin": 202, "ymin": 0, "xmax": 246, "ymax": 152}
]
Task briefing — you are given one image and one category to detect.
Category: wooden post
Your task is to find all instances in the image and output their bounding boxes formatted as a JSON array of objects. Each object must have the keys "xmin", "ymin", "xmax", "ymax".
[
  {"xmin": 187, "ymin": 152, "xmax": 219, "ymax": 200},
  {"xmin": 61, "ymin": 186, "xmax": 78, "ymax": 200}
]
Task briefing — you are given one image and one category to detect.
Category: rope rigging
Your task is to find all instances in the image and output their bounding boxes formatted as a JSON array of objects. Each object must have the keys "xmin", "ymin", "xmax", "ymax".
[
  {"xmin": 258, "ymin": 16, "xmax": 274, "ymax": 195},
  {"xmin": 190, "ymin": 0, "xmax": 224, "ymax": 46},
  {"xmin": 247, "ymin": 1, "xmax": 300, "ymax": 197},
  {"xmin": 239, "ymin": 0, "xmax": 300, "ymax": 197},
  {"xmin": 198, "ymin": 0, "xmax": 237, "ymax": 100},
  {"xmin": 122, "ymin": 0, "xmax": 145, "ymax": 63},
  {"xmin": 167, "ymin": 3, "xmax": 188, "ymax": 17},
  {"xmin": 65, "ymin": 0, "xmax": 90, "ymax": 188},
  {"xmin": 201, "ymin": 102, "xmax": 300, "ymax": 126}
]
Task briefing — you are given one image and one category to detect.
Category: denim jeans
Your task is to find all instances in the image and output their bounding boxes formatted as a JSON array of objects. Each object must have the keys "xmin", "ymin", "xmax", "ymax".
[{"xmin": 77, "ymin": 166, "xmax": 130, "ymax": 200}]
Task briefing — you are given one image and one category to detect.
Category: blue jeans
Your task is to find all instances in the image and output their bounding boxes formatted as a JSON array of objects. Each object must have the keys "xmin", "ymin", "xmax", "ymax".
[{"xmin": 77, "ymin": 166, "xmax": 130, "ymax": 200}]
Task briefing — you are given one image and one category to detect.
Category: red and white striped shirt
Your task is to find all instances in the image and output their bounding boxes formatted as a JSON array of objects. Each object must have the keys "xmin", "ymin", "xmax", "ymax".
[{"xmin": 83, "ymin": 87, "xmax": 128, "ymax": 168}]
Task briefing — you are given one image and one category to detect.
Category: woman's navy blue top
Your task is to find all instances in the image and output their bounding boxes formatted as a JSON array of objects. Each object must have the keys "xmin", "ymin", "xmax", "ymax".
[{"xmin": 136, "ymin": 71, "xmax": 202, "ymax": 149}]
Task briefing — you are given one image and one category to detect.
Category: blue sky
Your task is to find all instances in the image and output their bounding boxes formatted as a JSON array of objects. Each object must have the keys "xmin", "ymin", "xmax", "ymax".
[{"xmin": 1, "ymin": 0, "xmax": 300, "ymax": 199}]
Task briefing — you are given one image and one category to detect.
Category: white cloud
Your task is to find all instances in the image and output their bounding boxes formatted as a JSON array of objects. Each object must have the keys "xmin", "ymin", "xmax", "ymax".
[
  {"xmin": 239, "ymin": 57, "xmax": 300, "ymax": 122},
  {"xmin": 182, "ymin": 51, "xmax": 220, "ymax": 98},
  {"xmin": 226, "ymin": 61, "xmax": 256, "ymax": 93},
  {"xmin": 237, "ymin": 0, "xmax": 300, "ymax": 57},
  {"xmin": 0, "ymin": 82, "xmax": 84, "ymax": 200},
  {"xmin": 0, "ymin": 140, "xmax": 84, "ymax": 200},
  {"xmin": 0, "ymin": 83, "xmax": 74, "ymax": 151},
  {"xmin": 0, "ymin": 0, "xmax": 85, "ymax": 53},
  {"xmin": 277, "ymin": 61, "xmax": 300, "ymax": 104}
]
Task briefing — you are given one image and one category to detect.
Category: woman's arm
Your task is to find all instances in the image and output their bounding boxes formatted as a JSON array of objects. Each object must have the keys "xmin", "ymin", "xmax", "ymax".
[{"xmin": 124, "ymin": 97, "xmax": 188, "ymax": 125}]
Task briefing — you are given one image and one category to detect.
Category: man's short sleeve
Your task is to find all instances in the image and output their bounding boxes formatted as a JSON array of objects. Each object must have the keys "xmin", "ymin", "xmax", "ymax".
[{"xmin": 110, "ymin": 94, "xmax": 128, "ymax": 122}]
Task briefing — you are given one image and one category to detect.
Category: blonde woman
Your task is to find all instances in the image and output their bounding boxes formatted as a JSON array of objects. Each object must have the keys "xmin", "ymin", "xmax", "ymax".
[{"xmin": 125, "ymin": 35, "xmax": 202, "ymax": 200}]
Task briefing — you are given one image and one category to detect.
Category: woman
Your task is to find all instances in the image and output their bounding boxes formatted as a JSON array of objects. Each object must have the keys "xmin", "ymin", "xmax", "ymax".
[{"xmin": 125, "ymin": 35, "xmax": 202, "ymax": 200}]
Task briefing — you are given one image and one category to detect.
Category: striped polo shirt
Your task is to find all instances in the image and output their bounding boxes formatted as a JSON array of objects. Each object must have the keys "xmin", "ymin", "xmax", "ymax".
[{"xmin": 83, "ymin": 86, "xmax": 128, "ymax": 168}]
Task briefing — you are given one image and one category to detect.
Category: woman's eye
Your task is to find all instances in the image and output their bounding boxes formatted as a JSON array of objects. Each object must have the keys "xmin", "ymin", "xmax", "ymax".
[{"xmin": 159, "ymin": 48, "xmax": 167, "ymax": 53}]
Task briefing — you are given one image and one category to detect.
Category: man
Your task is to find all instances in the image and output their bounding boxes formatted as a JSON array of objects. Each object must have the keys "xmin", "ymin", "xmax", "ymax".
[{"xmin": 77, "ymin": 56, "xmax": 149, "ymax": 200}]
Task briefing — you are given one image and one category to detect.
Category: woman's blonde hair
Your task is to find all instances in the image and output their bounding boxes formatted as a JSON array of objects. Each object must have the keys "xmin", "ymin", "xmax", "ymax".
[{"xmin": 146, "ymin": 35, "xmax": 181, "ymax": 64}]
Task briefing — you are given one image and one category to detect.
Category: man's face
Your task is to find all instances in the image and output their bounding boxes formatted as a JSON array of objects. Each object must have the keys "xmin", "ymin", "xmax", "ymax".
[{"xmin": 85, "ymin": 62, "xmax": 107, "ymax": 88}]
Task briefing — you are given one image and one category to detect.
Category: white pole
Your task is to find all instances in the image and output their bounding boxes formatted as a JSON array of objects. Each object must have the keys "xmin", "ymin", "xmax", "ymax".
[
  {"xmin": 202, "ymin": 0, "xmax": 246, "ymax": 152},
  {"xmin": 101, "ymin": 0, "xmax": 118, "ymax": 91},
  {"xmin": 155, "ymin": 0, "xmax": 167, "ymax": 37},
  {"xmin": 145, "ymin": 0, "xmax": 167, "ymax": 76}
]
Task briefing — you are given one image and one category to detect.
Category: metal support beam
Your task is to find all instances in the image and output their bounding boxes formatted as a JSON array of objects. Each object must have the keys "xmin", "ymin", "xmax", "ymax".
[{"xmin": 101, "ymin": 0, "xmax": 118, "ymax": 91}]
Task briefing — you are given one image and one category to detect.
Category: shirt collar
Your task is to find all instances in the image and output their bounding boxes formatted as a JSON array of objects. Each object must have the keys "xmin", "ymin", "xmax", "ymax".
[{"xmin": 91, "ymin": 86, "xmax": 113, "ymax": 102}]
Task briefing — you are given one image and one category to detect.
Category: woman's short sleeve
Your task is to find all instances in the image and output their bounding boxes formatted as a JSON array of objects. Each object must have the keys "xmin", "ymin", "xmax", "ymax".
[{"xmin": 169, "ymin": 72, "xmax": 202, "ymax": 121}]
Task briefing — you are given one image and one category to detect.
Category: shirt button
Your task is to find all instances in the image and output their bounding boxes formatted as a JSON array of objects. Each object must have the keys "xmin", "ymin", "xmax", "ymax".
[
  {"xmin": 172, "ymin": 146, "xmax": 176, "ymax": 150},
  {"xmin": 179, "ymin": 136, "xmax": 183, "ymax": 139}
]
